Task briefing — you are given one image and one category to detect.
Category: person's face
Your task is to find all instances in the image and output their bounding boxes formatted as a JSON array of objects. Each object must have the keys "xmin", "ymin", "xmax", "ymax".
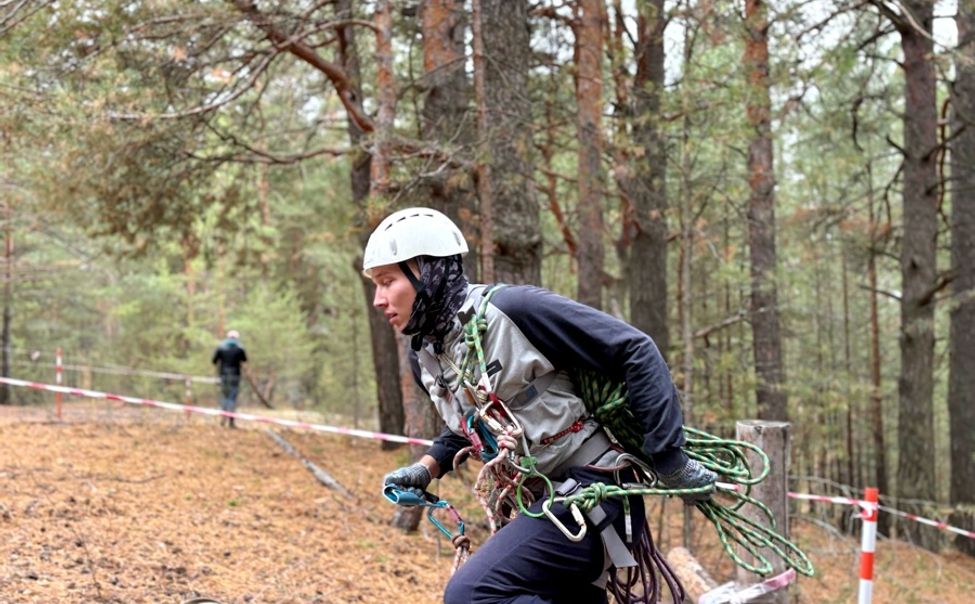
[{"xmin": 370, "ymin": 263, "xmax": 417, "ymax": 332}]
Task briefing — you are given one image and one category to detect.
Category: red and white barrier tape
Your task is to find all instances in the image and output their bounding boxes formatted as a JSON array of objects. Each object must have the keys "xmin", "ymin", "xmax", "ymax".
[
  {"xmin": 9, "ymin": 359, "xmax": 220, "ymax": 383},
  {"xmin": 0, "ymin": 376, "xmax": 435, "ymax": 448},
  {"xmin": 60, "ymin": 363, "xmax": 220, "ymax": 384},
  {"xmin": 787, "ymin": 491, "xmax": 975, "ymax": 540},
  {"xmin": 787, "ymin": 491, "xmax": 877, "ymax": 517},
  {"xmin": 8, "ymin": 374, "xmax": 975, "ymax": 543},
  {"xmin": 877, "ymin": 504, "xmax": 975, "ymax": 540},
  {"xmin": 699, "ymin": 568, "xmax": 796, "ymax": 604}
]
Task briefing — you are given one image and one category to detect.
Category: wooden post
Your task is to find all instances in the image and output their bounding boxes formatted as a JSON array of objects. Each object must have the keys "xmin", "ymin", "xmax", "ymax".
[
  {"xmin": 735, "ymin": 420, "xmax": 790, "ymax": 603},
  {"xmin": 55, "ymin": 347, "xmax": 63, "ymax": 420},
  {"xmin": 183, "ymin": 376, "xmax": 192, "ymax": 420}
]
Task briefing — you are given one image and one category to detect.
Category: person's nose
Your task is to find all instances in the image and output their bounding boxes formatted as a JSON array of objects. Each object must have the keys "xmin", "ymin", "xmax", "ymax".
[{"xmin": 373, "ymin": 288, "xmax": 386, "ymax": 309}]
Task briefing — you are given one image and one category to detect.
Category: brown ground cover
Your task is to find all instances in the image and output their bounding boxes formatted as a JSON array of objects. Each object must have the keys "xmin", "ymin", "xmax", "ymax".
[{"xmin": 1, "ymin": 402, "xmax": 973, "ymax": 603}]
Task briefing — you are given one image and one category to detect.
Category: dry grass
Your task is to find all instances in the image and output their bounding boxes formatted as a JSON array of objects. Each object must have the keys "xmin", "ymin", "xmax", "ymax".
[{"xmin": 0, "ymin": 402, "xmax": 972, "ymax": 603}]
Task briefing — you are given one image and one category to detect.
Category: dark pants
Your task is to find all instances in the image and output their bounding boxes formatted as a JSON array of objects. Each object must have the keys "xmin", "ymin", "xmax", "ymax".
[
  {"xmin": 220, "ymin": 372, "xmax": 241, "ymax": 412},
  {"xmin": 444, "ymin": 467, "xmax": 645, "ymax": 604}
]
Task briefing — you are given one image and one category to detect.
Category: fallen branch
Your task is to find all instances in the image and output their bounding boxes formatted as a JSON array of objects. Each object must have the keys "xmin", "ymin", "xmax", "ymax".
[
  {"xmin": 264, "ymin": 429, "xmax": 351, "ymax": 496},
  {"xmin": 666, "ymin": 547, "xmax": 718, "ymax": 603},
  {"xmin": 244, "ymin": 370, "xmax": 274, "ymax": 409}
]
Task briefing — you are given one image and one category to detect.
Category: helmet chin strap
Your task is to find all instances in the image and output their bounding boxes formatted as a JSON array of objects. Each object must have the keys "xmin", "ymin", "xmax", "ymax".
[{"xmin": 398, "ymin": 260, "xmax": 424, "ymax": 292}]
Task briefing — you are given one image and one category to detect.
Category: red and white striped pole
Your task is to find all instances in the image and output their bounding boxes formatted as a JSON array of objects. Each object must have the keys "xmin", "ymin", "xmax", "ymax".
[
  {"xmin": 54, "ymin": 347, "xmax": 63, "ymax": 420},
  {"xmin": 858, "ymin": 487, "xmax": 879, "ymax": 604}
]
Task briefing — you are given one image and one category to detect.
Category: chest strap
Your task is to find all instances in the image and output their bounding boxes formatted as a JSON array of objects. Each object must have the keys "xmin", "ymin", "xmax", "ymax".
[{"xmin": 417, "ymin": 347, "xmax": 558, "ymax": 413}]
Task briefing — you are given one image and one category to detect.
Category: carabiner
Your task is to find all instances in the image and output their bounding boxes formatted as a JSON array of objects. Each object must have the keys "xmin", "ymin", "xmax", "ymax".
[{"xmin": 542, "ymin": 498, "xmax": 588, "ymax": 542}]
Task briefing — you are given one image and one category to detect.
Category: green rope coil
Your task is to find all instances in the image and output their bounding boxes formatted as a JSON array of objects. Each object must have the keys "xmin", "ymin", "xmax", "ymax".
[{"xmin": 573, "ymin": 369, "xmax": 815, "ymax": 578}]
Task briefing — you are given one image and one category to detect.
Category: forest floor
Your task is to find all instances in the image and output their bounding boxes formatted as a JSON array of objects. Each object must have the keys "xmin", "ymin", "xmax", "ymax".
[{"xmin": 0, "ymin": 401, "xmax": 973, "ymax": 604}]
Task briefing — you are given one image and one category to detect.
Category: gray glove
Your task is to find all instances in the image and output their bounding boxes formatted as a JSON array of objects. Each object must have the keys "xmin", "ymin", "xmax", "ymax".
[
  {"xmin": 382, "ymin": 462, "xmax": 432, "ymax": 498},
  {"xmin": 657, "ymin": 458, "xmax": 717, "ymax": 503}
]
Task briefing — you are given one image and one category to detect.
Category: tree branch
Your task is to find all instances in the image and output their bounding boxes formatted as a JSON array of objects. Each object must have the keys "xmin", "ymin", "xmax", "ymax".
[
  {"xmin": 0, "ymin": 0, "xmax": 51, "ymax": 36},
  {"xmin": 231, "ymin": 0, "xmax": 374, "ymax": 133},
  {"xmin": 858, "ymin": 283, "xmax": 902, "ymax": 302},
  {"xmin": 108, "ymin": 49, "xmax": 278, "ymax": 120},
  {"xmin": 919, "ymin": 272, "xmax": 955, "ymax": 307},
  {"xmin": 694, "ymin": 310, "xmax": 748, "ymax": 347}
]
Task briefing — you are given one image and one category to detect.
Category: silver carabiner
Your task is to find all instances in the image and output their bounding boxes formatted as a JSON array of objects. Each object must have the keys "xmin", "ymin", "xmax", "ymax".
[
  {"xmin": 611, "ymin": 452, "xmax": 658, "ymax": 486},
  {"xmin": 542, "ymin": 498, "xmax": 588, "ymax": 542}
]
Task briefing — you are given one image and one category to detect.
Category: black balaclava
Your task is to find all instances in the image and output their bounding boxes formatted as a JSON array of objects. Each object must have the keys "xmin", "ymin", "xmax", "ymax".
[{"xmin": 400, "ymin": 254, "xmax": 469, "ymax": 353}]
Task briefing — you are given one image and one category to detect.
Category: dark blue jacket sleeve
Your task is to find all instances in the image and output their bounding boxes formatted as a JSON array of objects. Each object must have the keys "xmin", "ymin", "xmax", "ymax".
[
  {"xmin": 491, "ymin": 285, "xmax": 687, "ymax": 474},
  {"xmin": 409, "ymin": 349, "xmax": 471, "ymax": 477}
]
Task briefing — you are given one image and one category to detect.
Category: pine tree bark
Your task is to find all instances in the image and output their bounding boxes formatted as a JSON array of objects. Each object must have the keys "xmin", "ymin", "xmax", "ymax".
[
  {"xmin": 474, "ymin": 0, "xmax": 540, "ymax": 285},
  {"xmin": 886, "ymin": 0, "xmax": 940, "ymax": 548},
  {"xmin": 574, "ymin": 0, "xmax": 606, "ymax": 309},
  {"xmin": 743, "ymin": 0, "xmax": 787, "ymax": 420},
  {"xmin": 866, "ymin": 163, "xmax": 891, "ymax": 535},
  {"xmin": 625, "ymin": 0, "xmax": 669, "ymax": 351},
  {"xmin": 949, "ymin": 0, "xmax": 975, "ymax": 555},
  {"xmin": 419, "ymin": 0, "xmax": 478, "ymax": 278},
  {"xmin": 336, "ymin": 0, "xmax": 404, "ymax": 451},
  {"xmin": 1, "ymin": 202, "xmax": 10, "ymax": 405}
]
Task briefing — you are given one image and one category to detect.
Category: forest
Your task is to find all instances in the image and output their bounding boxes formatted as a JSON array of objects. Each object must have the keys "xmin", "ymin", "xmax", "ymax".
[{"xmin": 1, "ymin": 0, "xmax": 973, "ymax": 570}]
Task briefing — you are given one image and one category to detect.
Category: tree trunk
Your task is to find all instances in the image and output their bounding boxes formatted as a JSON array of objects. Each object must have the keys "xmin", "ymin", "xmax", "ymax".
[
  {"xmin": 371, "ymin": 0, "xmax": 395, "ymax": 195},
  {"xmin": 893, "ymin": 0, "xmax": 940, "ymax": 549},
  {"xmin": 574, "ymin": 0, "xmax": 606, "ymax": 309},
  {"xmin": 475, "ymin": 0, "xmax": 540, "ymax": 285},
  {"xmin": 743, "ymin": 0, "xmax": 787, "ymax": 420},
  {"xmin": 392, "ymin": 332, "xmax": 431, "ymax": 531},
  {"xmin": 677, "ymin": 15, "xmax": 696, "ymax": 422},
  {"xmin": 1, "ymin": 202, "xmax": 11, "ymax": 405},
  {"xmin": 866, "ymin": 162, "xmax": 890, "ymax": 535},
  {"xmin": 842, "ymin": 249, "xmax": 855, "ymax": 488},
  {"xmin": 625, "ymin": 0, "xmax": 669, "ymax": 351},
  {"xmin": 419, "ymin": 0, "xmax": 478, "ymax": 279},
  {"xmin": 336, "ymin": 0, "xmax": 404, "ymax": 450},
  {"xmin": 386, "ymin": 0, "xmax": 474, "ymax": 532},
  {"xmin": 950, "ymin": 0, "xmax": 975, "ymax": 556}
]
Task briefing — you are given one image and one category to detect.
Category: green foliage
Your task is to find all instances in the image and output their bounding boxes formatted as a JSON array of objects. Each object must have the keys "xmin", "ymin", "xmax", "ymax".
[{"xmin": 228, "ymin": 283, "xmax": 317, "ymax": 403}]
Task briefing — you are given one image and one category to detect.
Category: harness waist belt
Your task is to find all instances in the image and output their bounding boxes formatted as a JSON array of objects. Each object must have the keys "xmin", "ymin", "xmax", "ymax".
[{"xmin": 550, "ymin": 428, "xmax": 615, "ymax": 480}]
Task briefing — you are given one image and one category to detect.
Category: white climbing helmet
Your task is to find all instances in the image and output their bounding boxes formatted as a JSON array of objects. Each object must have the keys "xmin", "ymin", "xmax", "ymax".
[{"xmin": 362, "ymin": 207, "xmax": 468, "ymax": 275}]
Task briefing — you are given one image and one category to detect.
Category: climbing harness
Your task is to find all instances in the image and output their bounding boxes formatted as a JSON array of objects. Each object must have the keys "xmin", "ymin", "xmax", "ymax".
[{"xmin": 384, "ymin": 283, "xmax": 815, "ymax": 601}]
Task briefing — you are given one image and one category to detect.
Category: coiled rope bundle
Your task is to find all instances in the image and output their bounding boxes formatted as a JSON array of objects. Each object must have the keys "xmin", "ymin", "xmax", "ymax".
[{"xmin": 575, "ymin": 369, "xmax": 815, "ymax": 578}]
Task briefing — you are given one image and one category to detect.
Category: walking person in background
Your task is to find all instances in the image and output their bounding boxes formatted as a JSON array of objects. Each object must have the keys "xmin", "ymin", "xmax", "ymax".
[{"xmin": 212, "ymin": 329, "xmax": 247, "ymax": 428}]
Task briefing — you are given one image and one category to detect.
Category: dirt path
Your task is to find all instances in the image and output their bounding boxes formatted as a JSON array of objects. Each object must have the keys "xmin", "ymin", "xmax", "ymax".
[
  {"xmin": 0, "ymin": 404, "xmax": 461, "ymax": 603},
  {"xmin": 1, "ymin": 402, "xmax": 974, "ymax": 603}
]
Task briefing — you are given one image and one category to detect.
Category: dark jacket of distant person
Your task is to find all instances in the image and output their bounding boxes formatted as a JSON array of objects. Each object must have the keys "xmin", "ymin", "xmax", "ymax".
[{"xmin": 212, "ymin": 332, "xmax": 247, "ymax": 376}]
